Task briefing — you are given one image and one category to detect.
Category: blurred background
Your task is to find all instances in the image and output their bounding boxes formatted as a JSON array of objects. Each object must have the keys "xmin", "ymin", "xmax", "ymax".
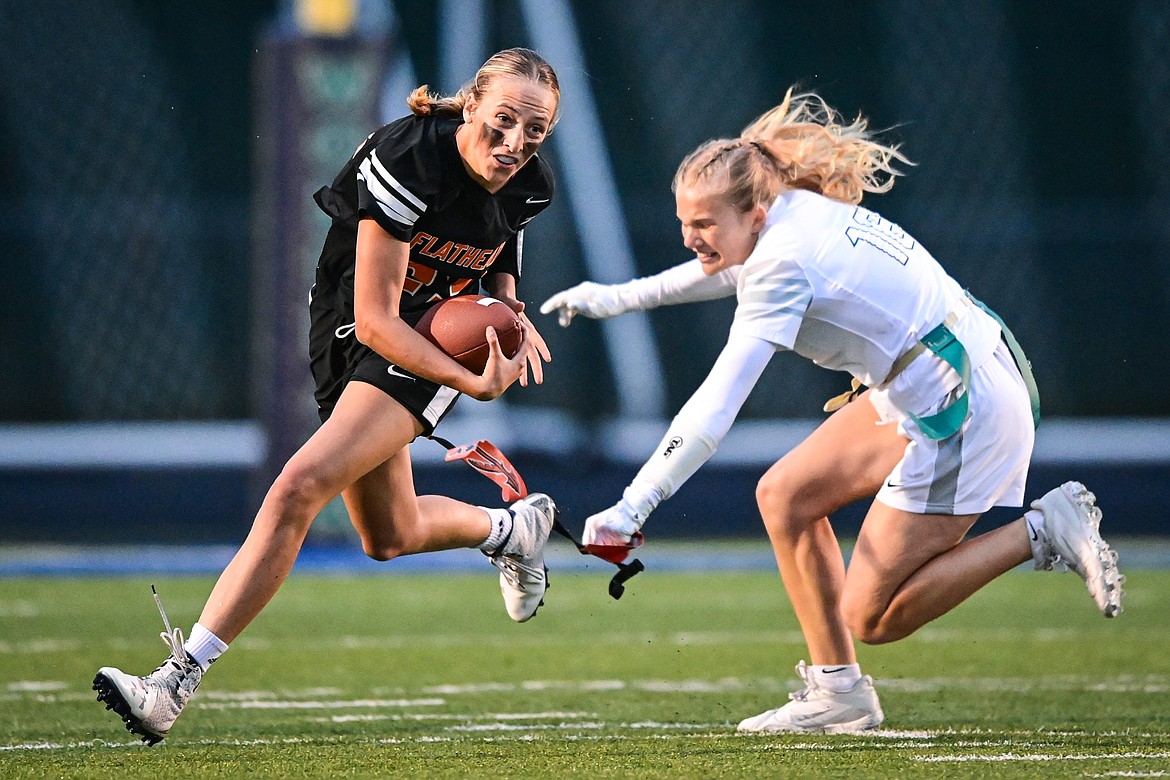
[{"xmin": 1, "ymin": 0, "xmax": 1167, "ymax": 548}]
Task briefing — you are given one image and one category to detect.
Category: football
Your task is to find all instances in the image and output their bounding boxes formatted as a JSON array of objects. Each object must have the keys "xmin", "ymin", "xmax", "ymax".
[{"xmin": 415, "ymin": 295, "xmax": 523, "ymax": 374}]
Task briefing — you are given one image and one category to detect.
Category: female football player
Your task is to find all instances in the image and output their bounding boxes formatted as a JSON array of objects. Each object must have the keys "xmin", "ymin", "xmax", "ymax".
[
  {"xmin": 95, "ymin": 47, "xmax": 562, "ymax": 744},
  {"xmin": 541, "ymin": 87, "xmax": 1124, "ymax": 733}
]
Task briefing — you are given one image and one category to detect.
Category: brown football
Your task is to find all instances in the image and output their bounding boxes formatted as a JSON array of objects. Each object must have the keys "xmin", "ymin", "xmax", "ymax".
[{"xmin": 415, "ymin": 295, "xmax": 523, "ymax": 374}]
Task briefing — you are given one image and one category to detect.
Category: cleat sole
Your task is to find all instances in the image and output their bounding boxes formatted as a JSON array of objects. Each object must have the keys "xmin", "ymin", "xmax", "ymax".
[{"xmin": 93, "ymin": 672, "xmax": 165, "ymax": 746}]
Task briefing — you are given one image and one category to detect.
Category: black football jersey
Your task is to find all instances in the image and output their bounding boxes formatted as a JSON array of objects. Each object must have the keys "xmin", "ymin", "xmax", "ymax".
[{"xmin": 311, "ymin": 113, "xmax": 554, "ymax": 325}]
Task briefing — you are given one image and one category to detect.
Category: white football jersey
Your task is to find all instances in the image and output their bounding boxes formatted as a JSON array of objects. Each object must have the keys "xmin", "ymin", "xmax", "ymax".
[{"xmin": 728, "ymin": 189, "xmax": 1002, "ymax": 415}]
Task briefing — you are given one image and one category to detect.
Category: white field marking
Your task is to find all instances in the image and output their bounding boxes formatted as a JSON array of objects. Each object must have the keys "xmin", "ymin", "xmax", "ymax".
[
  {"xmin": 444, "ymin": 720, "xmax": 731, "ymax": 733},
  {"xmin": 5, "ymin": 681, "xmax": 66, "ymax": 692},
  {"xmin": 445, "ymin": 721, "xmax": 606, "ymax": 732},
  {"xmin": 198, "ymin": 690, "xmax": 277, "ymax": 701},
  {"xmin": 638, "ymin": 678, "xmax": 780, "ymax": 693},
  {"xmin": 0, "ymin": 639, "xmax": 79, "ymax": 654},
  {"xmin": 198, "ymin": 687, "xmax": 343, "ymax": 701},
  {"xmin": 310, "ymin": 711, "xmax": 596, "ymax": 724},
  {"xmin": 0, "ymin": 600, "xmax": 39, "ymax": 617},
  {"xmin": 420, "ymin": 675, "xmax": 1170, "ymax": 697},
  {"xmin": 669, "ymin": 630, "xmax": 809, "ymax": 645},
  {"xmin": 0, "ymin": 691, "xmax": 94, "ymax": 703},
  {"xmin": 1085, "ymin": 773, "xmax": 1170, "ymax": 778},
  {"xmin": 11, "ymin": 730, "xmax": 1163, "ymax": 753},
  {"xmin": 421, "ymin": 678, "xmax": 788, "ymax": 696},
  {"xmin": 915, "ymin": 751, "xmax": 1170, "ymax": 763},
  {"xmin": 912, "ymin": 627, "xmax": 1081, "ymax": 642},
  {"xmin": 314, "ymin": 714, "xmax": 395, "ymax": 723},
  {"xmin": 625, "ymin": 721, "xmax": 727, "ymax": 730},
  {"xmin": 10, "ymin": 627, "xmax": 1157, "ymax": 656},
  {"xmin": 1, "ymin": 740, "xmax": 139, "ymax": 751},
  {"xmin": 195, "ymin": 697, "xmax": 445, "ymax": 710},
  {"xmin": 232, "ymin": 630, "xmax": 808, "ymax": 653},
  {"xmin": 878, "ymin": 675, "xmax": 1170, "ymax": 694}
]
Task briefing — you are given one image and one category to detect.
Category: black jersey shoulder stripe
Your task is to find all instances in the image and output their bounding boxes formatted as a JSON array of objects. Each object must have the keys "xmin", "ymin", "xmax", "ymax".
[
  {"xmin": 358, "ymin": 154, "xmax": 425, "ymax": 227},
  {"xmin": 369, "ymin": 148, "xmax": 427, "ymax": 213},
  {"xmin": 360, "ymin": 152, "xmax": 425, "ymax": 225}
]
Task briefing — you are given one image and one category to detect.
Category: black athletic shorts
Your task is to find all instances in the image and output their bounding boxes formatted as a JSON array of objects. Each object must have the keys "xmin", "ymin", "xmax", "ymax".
[{"xmin": 308, "ymin": 290, "xmax": 460, "ymax": 434}]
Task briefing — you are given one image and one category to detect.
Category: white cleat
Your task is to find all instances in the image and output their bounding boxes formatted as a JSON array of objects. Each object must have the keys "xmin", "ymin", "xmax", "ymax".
[
  {"xmin": 736, "ymin": 661, "xmax": 884, "ymax": 734},
  {"xmin": 489, "ymin": 492, "xmax": 556, "ymax": 622},
  {"xmin": 1031, "ymin": 481, "xmax": 1125, "ymax": 617},
  {"xmin": 93, "ymin": 627, "xmax": 202, "ymax": 745}
]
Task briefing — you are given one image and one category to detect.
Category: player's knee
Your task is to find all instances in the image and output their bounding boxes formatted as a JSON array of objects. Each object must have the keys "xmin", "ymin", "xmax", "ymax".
[
  {"xmin": 849, "ymin": 618, "xmax": 900, "ymax": 646},
  {"xmin": 266, "ymin": 466, "xmax": 334, "ymax": 522},
  {"xmin": 842, "ymin": 608, "xmax": 888, "ymax": 645},
  {"xmin": 357, "ymin": 524, "xmax": 414, "ymax": 562},
  {"xmin": 756, "ymin": 465, "xmax": 805, "ymax": 533},
  {"xmin": 841, "ymin": 594, "xmax": 910, "ymax": 645},
  {"xmin": 756, "ymin": 468, "xmax": 788, "ymax": 514},
  {"xmin": 360, "ymin": 539, "xmax": 405, "ymax": 562}
]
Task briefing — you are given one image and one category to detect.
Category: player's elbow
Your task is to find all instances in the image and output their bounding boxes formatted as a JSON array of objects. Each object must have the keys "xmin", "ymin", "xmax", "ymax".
[{"xmin": 353, "ymin": 314, "xmax": 379, "ymax": 346}]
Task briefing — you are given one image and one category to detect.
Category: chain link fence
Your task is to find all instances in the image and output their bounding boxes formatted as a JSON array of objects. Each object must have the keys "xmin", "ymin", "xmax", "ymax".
[
  {"xmin": 1, "ymin": 0, "xmax": 1167, "ymax": 424},
  {"xmin": 0, "ymin": 0, "xmax": 231, "ymax": 420}
]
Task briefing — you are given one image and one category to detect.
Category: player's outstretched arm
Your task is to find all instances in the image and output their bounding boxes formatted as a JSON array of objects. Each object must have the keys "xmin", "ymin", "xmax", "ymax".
[
  {"xmin": 540, "ymin": 259, "xmax": 737, "ymax": 327},
  {"xmin": 583, "ymin": 334, "xmax": 777, "ymax": 545}
]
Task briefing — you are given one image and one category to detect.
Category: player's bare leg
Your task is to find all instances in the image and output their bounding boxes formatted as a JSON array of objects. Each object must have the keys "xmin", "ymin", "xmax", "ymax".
[
  {"xmin": 741, "ymin": 393, "xmax": 903, "ymax": 733},
  {"xmin": 95, "ymin": 383, "xmax": 470, "ymax": 745},
  {"xmin": 200, "ymin": 382, "xmax": 426, "ymax": 642},
  {"xmin": 342, "ymin": 434, "xmax": 555, "ymax": 623},
  {"xmin": 343, "ymin": 444, "xmax": 494, "ymax": 562},
  {"xmin": 841, "ymin": 504, "xmax": 1027, "ymax": 644},
  {"xmin": 755, "ymin": 392, "xmax": 905, "ymax": 665}
]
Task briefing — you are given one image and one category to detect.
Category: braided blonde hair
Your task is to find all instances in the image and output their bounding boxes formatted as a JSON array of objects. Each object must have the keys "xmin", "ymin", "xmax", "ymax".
[
  {"xmin": 406, "ymin": 47, "xmax": 561, "ymax": 127},
  {"xmin": 673, "ymin": 87, "xmax": 910, "ymax": 210}
]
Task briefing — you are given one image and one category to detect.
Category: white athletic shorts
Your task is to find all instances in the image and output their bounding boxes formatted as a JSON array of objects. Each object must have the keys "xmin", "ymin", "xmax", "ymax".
[{"xmin": 869, "ymin": 340, "xmax": 1034, "ymax": 516}]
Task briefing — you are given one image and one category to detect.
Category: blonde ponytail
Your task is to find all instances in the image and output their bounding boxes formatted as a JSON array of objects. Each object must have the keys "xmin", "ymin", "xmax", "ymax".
[{"xmin": 673, "ymin": 87, "xmax": 911, "ymax": 210}]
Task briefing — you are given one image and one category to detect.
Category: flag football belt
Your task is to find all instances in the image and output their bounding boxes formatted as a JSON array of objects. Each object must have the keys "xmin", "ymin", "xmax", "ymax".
[
  {"xmin": 822, "ymin": 293, "xmax": 1040, "ymax": 440},
  {"xmin": 429, "ymin": 435, "xmax": 645, "ymax": 599}
]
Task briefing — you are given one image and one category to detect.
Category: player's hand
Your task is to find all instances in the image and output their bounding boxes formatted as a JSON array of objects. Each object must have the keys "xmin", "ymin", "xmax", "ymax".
[
  {"xmin": 582, "ymin": 500, "xmax": 644, "ymax": 546},
  {"xmin": 470, "ymin": 325, "xmax": 527, "ymax": 401},
  {"xmin": 539, "ymin": 282, "xmax": 625, "ymax": 327},
  {"xmin": 515, "ymin": 305, "xmax": 551, "ymax": 387},
  {"xmin": 493, "ymin": 297, "xmax": 551, "ymax": 387}
]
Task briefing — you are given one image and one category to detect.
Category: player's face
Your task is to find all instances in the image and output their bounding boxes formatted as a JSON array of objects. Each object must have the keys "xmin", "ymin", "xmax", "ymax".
[
  {"xmin": 675, "ymin": 185, "xmax": 766, "ymax": 275},
  {"xmin": 457, "ymin": 76, "xmax": 557, "ymax": 193}
]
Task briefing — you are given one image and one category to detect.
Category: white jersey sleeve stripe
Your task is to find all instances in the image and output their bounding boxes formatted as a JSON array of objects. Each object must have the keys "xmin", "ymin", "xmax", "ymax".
[
  {"xmin": 515, "ymin": 229, "xmax": 524, "ymax": 277},
  {"xmin": 369, "ymin": 150, "xmax": 427, "ymax": 212},
  {"xmin": 359, "ymin": 159, "xmax": 421, "ymax": 226}
]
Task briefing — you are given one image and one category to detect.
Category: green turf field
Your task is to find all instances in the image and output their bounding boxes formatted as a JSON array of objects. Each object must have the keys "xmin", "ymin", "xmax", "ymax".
[{"xmin": 2, "ymin": 548, "xmax": 1168, "ymax": 778}]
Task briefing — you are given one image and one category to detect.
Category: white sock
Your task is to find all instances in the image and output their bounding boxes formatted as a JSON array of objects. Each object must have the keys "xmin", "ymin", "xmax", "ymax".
[
  {"xmin": 1024, "ymin": 508, "xmax": 1050, "ymax": 569},
  {"xmin": 476, "ymin": 507, "xmax": 513, "ymax": 553},
  {"xmin": 811, "ymin": 663, "xmax": 861, "ymax": 693},
  {"xmin": 184, "ymin": 623, "xmax": 228, "ymax": 672}
]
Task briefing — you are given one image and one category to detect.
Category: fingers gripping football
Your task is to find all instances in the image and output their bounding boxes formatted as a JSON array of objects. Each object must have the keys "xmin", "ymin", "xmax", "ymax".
[{"xmin": 539, "ymin": 282, "xmax": 626, "ymax": 327}]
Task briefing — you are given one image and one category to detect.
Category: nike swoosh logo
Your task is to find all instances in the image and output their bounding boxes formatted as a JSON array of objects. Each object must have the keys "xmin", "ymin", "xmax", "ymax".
[
  {"xmin": 822, "ymin": 667, "xmax": 848, "ymax": 674},
  {"xmin": 885, "ymin": 479, "xmax": 899, "ymax": 488},
  {"xmin": 386, "ymin": 364, "xmax": 416, "ymax": 381},
  {"xmin": 1029, "ymin": 526, "xmax": 1039, "ymax": 542},
  {"xmin": 525, "ymin": 197, "xmax": 550, "ymax": 204}
]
